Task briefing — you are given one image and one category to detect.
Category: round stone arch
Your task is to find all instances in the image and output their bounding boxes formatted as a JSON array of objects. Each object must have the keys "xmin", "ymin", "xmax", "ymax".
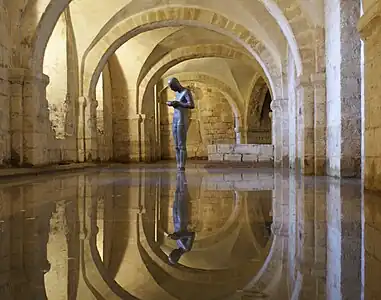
[
  {"xmin": 137, "ymin": 194, "xmax": 275, "ymax": 299},
  {"xmin": 81, "ymin": 7, "xmax": 282, "ymax": 102},
  {"xmin": 138, "ymin": 44, "xmax": 257, "ymax": 114},
  {"xmin": 137, "ymin": 42, "xmax": 267, "ymax": 90},
  {"xmin": 245, "ymin": 76, "xmax": 270, "ymax": 138},
  {"xmin": 159, "ymin": 72, "xmax": 244, "ymax": 142},
  {"xmin": 19, "ymin": 0, "xmax": 313, "ymax": 85},
  {"xmin": 136, "ymin": 27, "xmax": 249, "ymax": 85}
]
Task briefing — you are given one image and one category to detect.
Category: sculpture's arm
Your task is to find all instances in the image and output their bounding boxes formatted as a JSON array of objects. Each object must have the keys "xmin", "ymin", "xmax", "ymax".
[{"xmin": 178, "ymin": 90, "xmax": 195, "ymax": 109}]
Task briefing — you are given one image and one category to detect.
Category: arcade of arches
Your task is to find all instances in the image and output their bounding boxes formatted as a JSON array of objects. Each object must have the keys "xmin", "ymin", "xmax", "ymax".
[{"xmin": 0, "ymin": 0, "xmax": 381, "ymax": 299}]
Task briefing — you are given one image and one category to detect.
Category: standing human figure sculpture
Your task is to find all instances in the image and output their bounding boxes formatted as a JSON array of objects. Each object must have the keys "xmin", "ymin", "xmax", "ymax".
[{"xmin": 166, "ymin": 78, "xmax": 195, "ymax": 171}]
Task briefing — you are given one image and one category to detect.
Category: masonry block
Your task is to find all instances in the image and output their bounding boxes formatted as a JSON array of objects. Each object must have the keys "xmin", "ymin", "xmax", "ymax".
[
  {"xmin": 208, "ymin": 154, "xmax": 224, "ymax": 161},
  {"xmin": 242, "ymin": 154, "xmax": 258, "ymax": 162},
  {"xmin": 217, "ymin": 144, "xmax": 234, "ymax": 154},
  {"xmin": 224, "ymin": 154, "xmax": 242, "ymax": 162}
]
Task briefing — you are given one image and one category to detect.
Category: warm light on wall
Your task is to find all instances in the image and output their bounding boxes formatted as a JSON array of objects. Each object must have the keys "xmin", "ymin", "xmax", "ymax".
[{"xmin": 269, "ymin": 111, "xmax": 272, "ymax": 119}]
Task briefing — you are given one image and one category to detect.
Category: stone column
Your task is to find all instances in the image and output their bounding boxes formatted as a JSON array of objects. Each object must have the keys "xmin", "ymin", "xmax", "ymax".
[
  {"xmin": 280, "ymin": 99, "xmax": 289, "ymax": 168},
  {"xmin": 84, "ymin": 96, "xmax": 99, "ymax": 161},
  {"xmin": 312, "ymin": 72, "xmax": 327, "ymax": 175},
  {"xmin": 234, "ymin": 127, "xmax": 247, "ymax": 144},
  {"xmin": 113, "ymin": 114, "xmax": 153, "ymax": 162},
  {"xmin": 326, "ymin": 0, "xmax": 362, "ymax": 178},
  {"xmin": 295, "ymin": 75, "xmax": 315, "ymax": 175},
  {"xmin": 271, "ymin": 99, "xmax": 282, "ymax": 167},
  {"xmin": 139, "ymin": 113, "xmax": 156, "ymax": 162},
  {"xmin": 358, "ymin": 1, "xmax": 381, "ymax": 190},
  {"xmin": 8, "ymin": 68, "xmax": 50, "ymax": 166}
]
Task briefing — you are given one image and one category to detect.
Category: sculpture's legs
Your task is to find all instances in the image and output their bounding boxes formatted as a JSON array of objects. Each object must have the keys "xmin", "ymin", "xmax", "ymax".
[
  {"xmin": 177, "ymin": 124, "xmax": 187, "ymax": 170},
  {"xmin": 172, "ymin": 123, "xmax": 181, "ymax": 168},
  {"xmin": 173, "ymin": 171, "xmax": 189, "ymax": 232}
]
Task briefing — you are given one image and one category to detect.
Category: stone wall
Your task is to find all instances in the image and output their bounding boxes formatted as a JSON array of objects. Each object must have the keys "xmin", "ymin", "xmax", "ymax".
[
  {"xmin": 208, "ymin": 144, "xmax": 274, "ymax": 163},
  {"xmin": 0, "ymin": 3, "xmax": 10, "ymax": 165},
  {"xmin": 160, "ymin": 83, "xmax": 235, "ymax": 159},
  {"xmin": 247, "ymin": 129, "xmax": 271, "ymax": 144},
  {"xmin": 364, "ymin": 193, "xmax": 381, "ymax": 299},
  {"xmin": 359, "ymin": 1, "xmax": 381, "ymax": 191}
]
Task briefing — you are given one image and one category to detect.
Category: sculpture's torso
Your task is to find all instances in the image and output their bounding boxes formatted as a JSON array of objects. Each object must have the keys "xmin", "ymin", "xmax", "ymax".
[{"xmin": 173, "ymin": 90, "xmax": 189, "ymax": 126}]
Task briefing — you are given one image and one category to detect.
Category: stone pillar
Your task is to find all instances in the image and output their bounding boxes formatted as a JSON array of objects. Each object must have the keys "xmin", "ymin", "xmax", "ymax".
[
  {"xmin": 140, "ymin": 113, "xmax": 156, "ymax": 162},
  {"xmin": 280, "ymin": 99, "xmax": 289, "ymax": 168},
  {"xmin": 358, "ymin": 1, "xmax": 381, "ymax": 190},
  {"xmin": 295, "ymin": 75, "xmax": 315, "ymax": 175},
  {"xmin": 312, "ymin": 72, "xmax": 327, "ymax": 175},
  {"xmin": 8, "ymin": 68, "xmax": 50, "ymax": 166},
  {"xmin": 234, "ymin": 127, "xmax": 247, "ymax": 144},
  {"xmin": 271, "ymin": 99, "xmax": 282, "ymax": 167},
  {"xmin": 326, "ymin": 0, "xmax": 362, "ymax": 178},
  {"xmin": 113, "ymin": 114, "xmax": 152, "ymax": 162},
  {"xmin": 77, "ymin": 96, "xmax": 86, "ymax": 162},
  {"xmin": 84, "ymin": 96, "xmax": 99, "ymax": 161}
]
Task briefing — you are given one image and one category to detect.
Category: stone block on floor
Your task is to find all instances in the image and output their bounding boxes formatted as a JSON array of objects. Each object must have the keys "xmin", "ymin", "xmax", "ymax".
[
  {"xmin": 224, "ymin": 154, "xmax": 242, "ymax": 162},
  {"xmin": 242, "ymin": 154, "xmax": 259, "ymax": 162},
  {"xmin": 217, "ymin": 144, "xmax": 234, "ymax": 154},
  {"xmin": 207, "ymin": 144, "xmax": 217, "ymax": 154},
  {"xmin": 208, "ymin": 154, "xmax": 224, "ymax": 161},
  {"xmin": 234, "ymin": 144, "xmax": 259, "ymax": 154}
]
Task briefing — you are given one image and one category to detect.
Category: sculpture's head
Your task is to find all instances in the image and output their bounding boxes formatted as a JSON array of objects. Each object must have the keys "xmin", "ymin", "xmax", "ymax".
[
  {"xmin": 168, "ymin": 248, "xmax": 184, "ymax": 265},
  {"xmin": 168, "ymin": 77, "xmax": 182, "ymax": 92}
]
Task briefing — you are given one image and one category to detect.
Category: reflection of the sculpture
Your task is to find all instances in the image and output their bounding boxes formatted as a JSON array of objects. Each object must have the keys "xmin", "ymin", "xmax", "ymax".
[{"xmin": 166, "ymin": 171, "xmax": 196, "ymax": 265}]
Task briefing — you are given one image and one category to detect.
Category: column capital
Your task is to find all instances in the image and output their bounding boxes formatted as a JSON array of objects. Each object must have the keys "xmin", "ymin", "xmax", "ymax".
[
  {"xmin": 358, "ymin": 1, "xmax": 381, "ymax": 39},
  {"xmin": 310, "ymin": 72, "xmax": 325, "ymax": 87},
  {"xmin": 8, "ymin": 68, "xmax": 49, "ymax": 87},
  {"xmin": 296, "ymin": 74, "xmax": 312, "ymax": 89},
  {"xmin": 78, "ymin": 96, "xmax": 87, "ymax": 107},
  {"xmin": 270, "ymin": 98, "xmax": 288, "ymax": 111}
]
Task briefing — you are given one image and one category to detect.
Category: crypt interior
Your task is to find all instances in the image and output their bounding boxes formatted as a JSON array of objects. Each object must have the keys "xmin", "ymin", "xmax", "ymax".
[{"xmin": 0, "ymin": 0, "xmax": 380, "ymax": 299}]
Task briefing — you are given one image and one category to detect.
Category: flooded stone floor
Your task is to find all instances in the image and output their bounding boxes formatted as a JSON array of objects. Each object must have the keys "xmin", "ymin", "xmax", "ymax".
[{"xmin": 0, "ymin": 162, "xmax": 379, "ymax": 300}]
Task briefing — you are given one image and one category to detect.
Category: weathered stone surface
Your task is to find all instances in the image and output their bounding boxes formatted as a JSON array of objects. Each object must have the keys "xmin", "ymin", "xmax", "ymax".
[
  {"xmin": 224, "ymin": 154, "xmax": 242, "ymax": 162},
  {"xmin": 242, "ymin": 154, "xmax": 259, "ymax": 162},
  {"xmin": 208, "ymin": 154, "xmax": 224, "ymax": 161},
  {"xmin": 208, "ymin": 144, "xmax": 274, "ymax": 162}
]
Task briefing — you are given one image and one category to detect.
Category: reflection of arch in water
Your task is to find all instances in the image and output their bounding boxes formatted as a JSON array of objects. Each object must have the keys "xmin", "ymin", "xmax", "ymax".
[
  {"xmin": 138, "ymin": 188, "xmax": 276, "ymax": 299},
  {"xmin": 79, "ymin": 192, "xmax": 139, "ymax": 299},
  {"xmin": 80, "ymin": 175, "xmax": 285, "ymax": 300},
  {"xmin": 137, "ymin": 213, "xmax": 266, "ymax": 300}
]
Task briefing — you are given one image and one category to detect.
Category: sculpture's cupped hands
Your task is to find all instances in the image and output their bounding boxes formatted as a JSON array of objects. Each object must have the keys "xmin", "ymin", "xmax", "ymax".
[
  {"xmin": 171, "ymin": 101, "xmax": 180, "ymax": 108},
  {"xmin": 166, "ymin": 100, "xmax": 179, "ymax": 107}
]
